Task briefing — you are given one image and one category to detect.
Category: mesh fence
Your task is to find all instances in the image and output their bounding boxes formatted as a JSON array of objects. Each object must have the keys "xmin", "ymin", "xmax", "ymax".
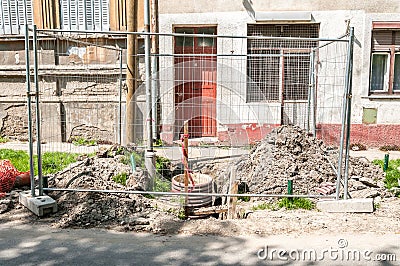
[{"xmin": 29, "ymin": 28, "xmax": 352, "ymax": 202}]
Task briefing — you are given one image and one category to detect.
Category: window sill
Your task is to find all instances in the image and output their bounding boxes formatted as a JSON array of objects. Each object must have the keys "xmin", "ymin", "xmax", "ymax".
[{"xmin": 362, "ymin": 95, "xmax": 400, "ymax": 100}]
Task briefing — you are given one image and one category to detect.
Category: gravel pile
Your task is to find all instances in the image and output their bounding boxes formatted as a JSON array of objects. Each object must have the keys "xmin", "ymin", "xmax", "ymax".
[
  {"xmin": 45, "ymin": 147, "xmax": 174, "ymax": 231},
  {"xmin": 235, "ymin": 125, "xmax": 388, "ymax": 198}
]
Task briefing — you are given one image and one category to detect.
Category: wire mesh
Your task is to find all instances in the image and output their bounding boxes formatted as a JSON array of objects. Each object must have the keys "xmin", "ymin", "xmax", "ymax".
[{"xmin": 29, "ymin": 28, "xmax": 352, "ymax": 200}]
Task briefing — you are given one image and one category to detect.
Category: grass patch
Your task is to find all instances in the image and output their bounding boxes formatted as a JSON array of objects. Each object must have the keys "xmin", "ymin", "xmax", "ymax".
[
  {"xmin": 0, "ymin": 149, "xmax": 30, "ymax": 172},
  {"xmin": 41, "ymin": 152, "xmax": 79, "ymax": 175},
  {"xmin": 252, "ymin": 202, "xmax": 276, "ymax": 211},
  {"xmin": 71, "ymin": 137, "xmax": 97, "ymax": 146},
  {"xmin": 373, "ymin": 159, "xmax": 400, "ymax": 189},
  {"xmin": 0, "ymin": 149, "xmax": 79, "ymax": 175},
  {"xmin": 112, "ymin": 172, "xmax": 128, "ymax": 186},
  {"xmin": 277, "ymin": 197, "xmax": 315, "ymax": 210}
]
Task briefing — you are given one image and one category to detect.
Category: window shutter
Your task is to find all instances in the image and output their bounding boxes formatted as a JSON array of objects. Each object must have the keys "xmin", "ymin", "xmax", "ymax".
[
  {"xmin": 93, "ymin": 0, "xmax": 101, "ymax": 31},
  {"xmin": 372, "ymin": 31, "xmax": 393, "ymax": 51},
  {"xmin": 77, "ymin": 0, "xmax": 85, "ymax": 30},
  {"xmin": 395, "ymin": 31, "xmax": 400, "ymax": 49},
  {"xmin": 9, "ymin": 0, "xmax": 17, "ymax": 34},
  {"xmin": 60, "ymin": 0, "xmax": 70, "ymax": 30},
  {"xmin": 85, "ymin": 0, "xmax": 93, "ymax": 30},
  {"xmin": 101, "ymin": 0, "xmax": 109, "ymax": 31},
  {"xmin": 0, "ymin": 0, "xmax": 10, "ymax": 34},
  {"xmin": 17, "ymin": 0, "xmax": 32, "ymax": 34},
  {"xmin": 60, "ymin": 0, "xmax": 109, "ymax": 31},
  {"xmin": 69, "ymin": 0, "xmax": 78, "ymax": 30}
]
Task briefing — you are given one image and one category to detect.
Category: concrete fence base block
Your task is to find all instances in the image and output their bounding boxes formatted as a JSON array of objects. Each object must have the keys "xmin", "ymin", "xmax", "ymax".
[
  {"xmin": 316, "ymin": 198, "xmax": 374, "ymax": 213},
  {"xmin": 19, "ymin": 190, "xmax": 58, "ymax": 216}
]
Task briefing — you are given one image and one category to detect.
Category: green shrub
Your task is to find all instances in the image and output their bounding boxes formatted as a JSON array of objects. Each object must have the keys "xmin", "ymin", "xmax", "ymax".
[
  {"xmin": 373, "ymin": 159, "xmax": 400, "ymax": 189},
  {"xmin": 278, "ymin": 197, "xmax": 315, "ymax": 210},
  {"xmin": 112, "ymin": 172, "xmax": 128, "ymax": 186},
  {"xmin": 252, "ymin": 202, "xmax": 276, "ymax": 211},
  {"xmin": 71, "ymin": 137, "xmax": 97, "ymax": 146}
]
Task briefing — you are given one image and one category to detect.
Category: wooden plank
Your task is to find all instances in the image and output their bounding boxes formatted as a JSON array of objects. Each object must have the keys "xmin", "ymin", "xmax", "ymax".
[
  {"xmin": 227, "ymin": 167, "xmax": 238, "ymax": 219},
  {"xmin": 191, "ymin": 205, "xmax": 228, "ymax": 216},
  {"xmin": 183, "ymin": 120, "xmax": 189, "ymax": 218}
]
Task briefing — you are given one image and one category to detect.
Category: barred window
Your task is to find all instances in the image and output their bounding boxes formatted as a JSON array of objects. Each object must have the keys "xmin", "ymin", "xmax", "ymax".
[{"xmin": 247, "ymin": 24, "xmax": 319, "ymax": 102}]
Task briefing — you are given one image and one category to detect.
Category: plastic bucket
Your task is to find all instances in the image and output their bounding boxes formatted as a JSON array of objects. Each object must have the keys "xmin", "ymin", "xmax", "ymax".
[{"xmin": 171, "ymin": 173, "xmax": 213, "ymax": 208}]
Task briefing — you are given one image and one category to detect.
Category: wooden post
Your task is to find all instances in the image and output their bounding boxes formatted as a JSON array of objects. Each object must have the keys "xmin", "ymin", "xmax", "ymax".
[
  {"xmin": 227, "ymin": 167, "xmax": 238, "ymax": 219},
  {"xmin": 126, "ymin": 0, "xmax": 138, "ymax": 144},
  {"xmin": 183, "ymin": 120, "xmax": 189, "ymax": 218}
]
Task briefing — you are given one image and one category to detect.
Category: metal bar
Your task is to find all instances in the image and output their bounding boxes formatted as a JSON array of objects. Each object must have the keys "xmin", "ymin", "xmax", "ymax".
[
  {"xmin": 335, "ymin": 35, "xmax": 352, "ymax": 200},
  {"xmin": 118, "ymin": 49, "xmax": 123, "ymax": 145},
  {"xmin": 144, "ymin": 0, "xmax": 155, "ymax": 185},
  {"xmin": 343, "ymin": 27, "xmax": 355, "ymax": 200},
  {"xmin": 311, "ymin": 50, "xmax": 317, "ymax": 136},
  {"xmin": 36, "ymin": 28, "xmax": 349, "ymax": 42},
  {"xmin": 148, "ymin": 53, "xmax": 312, "ymax": 58},
  {"xmin": 33, "ymin": 25, "xmax": 43, "ymax": 196},
  {"xmin": 313, "ymin": 33, "xmax": 349, "ymax": 50},
  {"xmin": 307, "ymin": 51, "xmax": 313, "ymax": 133},
  {"xmin": 151, "ymin": 55, "xmax": 158, "ymax": 139},
  {"xmin": 42, "ymin": 187, "xmax": 335, "ymax": 198},
  {"xmin": 24, "ymin": 23, "xmax": 35, "ymax": 197},
  {"xmin": 33, "ymin": 30, "xmax": 123, "ymax": 52}
]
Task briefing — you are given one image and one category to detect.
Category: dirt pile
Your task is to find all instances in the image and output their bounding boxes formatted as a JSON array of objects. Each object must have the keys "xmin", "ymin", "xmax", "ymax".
[
  {"xmin": 44, "ymin": 148, "xmax": 175, "ymax": 231},
  {"xmin": 235, "ymin": 125, "xmax": 387, "ymax": 198}
]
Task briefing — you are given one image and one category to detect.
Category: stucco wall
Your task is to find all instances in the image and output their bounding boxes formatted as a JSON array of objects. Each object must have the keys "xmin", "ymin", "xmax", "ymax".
[{"xmin": 158, "ymin": 3, "xmax": 400, "ymax": 146}]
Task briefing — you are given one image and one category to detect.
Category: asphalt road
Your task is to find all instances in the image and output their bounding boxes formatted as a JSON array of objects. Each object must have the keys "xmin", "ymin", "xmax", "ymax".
[{"xmin": 0, "ymin": 222, "xmax": 399, "ymax": 266}]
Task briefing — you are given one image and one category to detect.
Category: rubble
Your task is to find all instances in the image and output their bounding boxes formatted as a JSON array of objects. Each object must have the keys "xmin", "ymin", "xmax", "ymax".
[
  {"xmin": 45, "ymin": 148, "xmax": 175, "ymax": 231},
  {"xmin": 233, "ymin": 125, "xmax": 387, "ymax": 198}
]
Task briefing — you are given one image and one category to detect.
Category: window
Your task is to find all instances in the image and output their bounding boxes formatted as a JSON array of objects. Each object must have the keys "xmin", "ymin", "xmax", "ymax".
[
  {"xmin": 247, "ymin": 24, "xmax": 319, "ymax": 102},
  {"xmin": 370, "ymin": 24, "xmax": 400, "ymax": 94},
  {"xmin": 0, "ymin": 0, "xmax": 33, "ymax": 35},
  {"xmin": 60, "ymin": 0, "xmax": 109, "ymax": 31}
]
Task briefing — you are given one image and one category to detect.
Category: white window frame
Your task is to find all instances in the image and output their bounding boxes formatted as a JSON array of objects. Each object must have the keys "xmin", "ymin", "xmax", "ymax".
[{"xmin": 370, "ymin": 52, "xmax": 390, "ymax": 92}]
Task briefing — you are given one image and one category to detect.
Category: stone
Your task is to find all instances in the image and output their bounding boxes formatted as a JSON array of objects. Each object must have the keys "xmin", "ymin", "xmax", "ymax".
[{"xmin": 316, "ymin": 199, "xmax": 374, "ymax": 213}]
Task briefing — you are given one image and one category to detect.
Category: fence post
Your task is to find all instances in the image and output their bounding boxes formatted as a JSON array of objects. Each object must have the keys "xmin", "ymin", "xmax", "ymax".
[
  {"xmin": 33, "ymin": 25, "xmax": 43, "ymax": 196},
  {"xmin": 335, "ymin": 28, "xmax": 354, "ymax": 200},
  {"xmin": 118, "ymin": 49, "xmax": 123, "ymax": 145},
  {"xmin": 144, "ymin": 0, "xmax": 155, "ymax": 186},
  {"xmin": 343, "ymin": 27, "xmax": 355, "ymax": 200},
  {"xmin": 24, "ymin": 23, "xmax": 35, "ymax": 197}
]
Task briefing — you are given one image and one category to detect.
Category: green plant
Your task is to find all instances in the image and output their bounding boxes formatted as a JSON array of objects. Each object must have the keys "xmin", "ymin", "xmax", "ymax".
[
  {"xmin": 0, "ymin": 136, "xmax": 9, "ymax": 143},
  {"xmin": 278, "ymin": 197, "xmax": 315, "ymax": 210},
  {"xmin": 153, "ymin": 139, "xmax": 163, "ymax": 147},
  {"xmin": 252, "ymin": 202, "xmax": 276, "ymax": 211},
  {"xmin": 153, "ymin": 176, "xmax": 171, "ymax": 192},
  {"xmin": 131, "ymin": 151, "xmax": 144, "ymax": 168},
  {"xmin": 0, "ymin": 149, "xmax": 79, "ymax": 175},
  {"xmin": 373, "ymin": 159, "xmax": 400, "ymax": 189},
  {"xmin": 112, "ymin": 172, "xmax": 128, "ymax": 186},
  {"xmin": 71, "ymin": 137, "xmax": 97, "ymax": 146},
  {"xmin": 178, "ymin": 208, "xmax": 186, "ymax": 220},
  {"xmin": 155, "ymin": 155, "xmax": 171, "ymax": 178},
  {"xmin": 41, "ymin": 151, "xmax": 79, "ymax": 175},
  {"xmin": 0, "ymin": 149, "xmax": 30, "ymax": 172}
]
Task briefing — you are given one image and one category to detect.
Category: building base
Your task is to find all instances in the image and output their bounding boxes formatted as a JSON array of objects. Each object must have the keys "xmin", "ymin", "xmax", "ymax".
[{"xmin": 19, "ymin": 190, "xmax": 58, "ymax": 217}]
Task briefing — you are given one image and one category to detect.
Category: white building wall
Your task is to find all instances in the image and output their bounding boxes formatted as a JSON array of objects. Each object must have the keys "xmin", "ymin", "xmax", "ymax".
[{"xmin": 158, "ymin": 3, "xmax": 400, "ymax": 140}]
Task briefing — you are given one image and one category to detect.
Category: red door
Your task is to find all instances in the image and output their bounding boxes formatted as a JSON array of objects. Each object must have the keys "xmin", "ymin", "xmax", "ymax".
[{"xmin": 174, "ymin": 27, "xmax": 217, "ymax": 138}]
